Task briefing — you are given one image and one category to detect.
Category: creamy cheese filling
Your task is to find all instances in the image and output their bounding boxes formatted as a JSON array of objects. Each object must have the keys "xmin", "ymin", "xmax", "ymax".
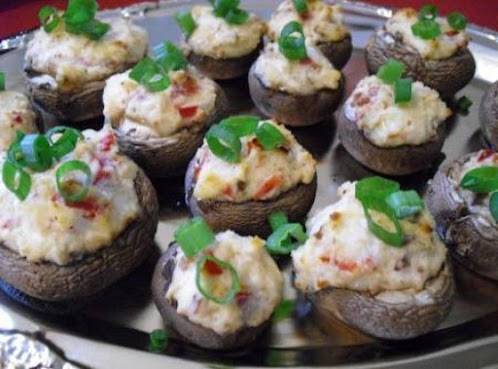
[
  {"xmin": 253, "ymin": 41, "xmax": 341, "ymax": 95},
  {"xmin": 0, "ymin": 91, "xmax": 38, "ymax": 151},
  {"xmin": 185, "ymin": 6, "xmax": 266, "ymax": 59},
  {"xmin": 344, "ymin": 75, "xmax": 451, "ymax": 147},
  {"xmin": 0, "ymin": 128, "xmax": 140, "ymax": 265},
  {"xmin": 166, "ymin": 231, "xmax": 283, "ymax": 335},
  {"xmin": 292, "ymin": 181, "xmax": 447, "ymax": 294},
  {"xmin": 268, "ymin": 0, "xmax": 349, "ymax": 44},
  {"xmin": 193, "ymin": 120, "xmax": 316, "ymax": 202},
  {"xmin": 386, "ymin": 8, "xmax": 469, "ymax": 60},
  {"xmin": 25, "ymin": 18, "xmax": 148, "ymax": 92},
  {"xmin": 103, "ymin": 67, "xmax": 218, "ymax": 139}
]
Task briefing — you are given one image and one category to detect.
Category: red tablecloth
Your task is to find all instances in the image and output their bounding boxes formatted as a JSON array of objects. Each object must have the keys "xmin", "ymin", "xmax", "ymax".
[{"xmin": 0, "ymin": 0, "xmax": 496, "ymax": 40}]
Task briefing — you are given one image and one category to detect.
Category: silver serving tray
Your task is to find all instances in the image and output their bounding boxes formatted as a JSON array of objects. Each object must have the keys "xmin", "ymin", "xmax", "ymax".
[{"xmin": 0, "ymin": 1, "xmax": 497, "ymax": 368}]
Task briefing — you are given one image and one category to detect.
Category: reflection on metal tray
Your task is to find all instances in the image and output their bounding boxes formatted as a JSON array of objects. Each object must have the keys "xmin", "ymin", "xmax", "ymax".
[{"xmin": 0, "ymin": 1, "xmax": 497, "ymax": 368}]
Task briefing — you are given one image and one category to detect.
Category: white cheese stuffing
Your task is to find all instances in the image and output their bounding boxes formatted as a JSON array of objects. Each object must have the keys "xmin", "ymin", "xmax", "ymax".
[
  {"xmin": 268, "ymin": 0, "xmax": 349, "ymax": 43},
  {"xmin": 185, "ymin": 6, "xmax": 266, "ymax": 59},
  {"xmin": 0, "ymin": 127, "xmax": 140, "ymax": 265},
  {"xmin": 344, "ymin": 75, "xmax": 451, "ymax": 147},
  {"xmin": 193, "ymin": 120, "xmax": 316, "ymax": 202},
  {"xmin": 292, "ymin": 182, "xmax": 447, "ymax": 294},
  {"xmin": 166, "ymin": 231, "xmax": 283, "ymax": 335},
  {"xmin": 386, "ymin": 8, "xmax": 469, "ymax": 60},
  {"xmin": 103, "ymin": 67, "xmax": 218, "ymax": 138},
  {"xmin": 25, "ymin": 18, "xmax": 148, "ymax": 92},
  {"xmin": 253, "ymin": 40, "xmax": 341, "ymax": 95},
  {"xmin": 0, "ymin": 91, "xmax": 38, "ymax": 151}
]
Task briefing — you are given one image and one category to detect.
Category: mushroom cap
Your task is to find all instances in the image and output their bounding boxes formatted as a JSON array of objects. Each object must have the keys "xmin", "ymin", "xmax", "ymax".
[
  {"xmin": 480, "ymin": 81, "xmax": 498, "ymax": 147},
  {"xmin": 317, "ymin": 34, "xmax": 353, "ymax": 70}
]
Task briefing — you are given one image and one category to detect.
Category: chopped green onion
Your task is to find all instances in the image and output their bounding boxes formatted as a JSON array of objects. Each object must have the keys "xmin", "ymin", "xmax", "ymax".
[
  {"xmin": 149, "ymin": 329, "xmax": 168, "ymax": 352},
  {"xmin": 55, "ymin": 160, "xmax": 92, "ymax": 203},
  {"xmin": 447, "ymin": 12, "xmax": 467, "ymax": 30},
  {"xmin": 490, "ymin": 192, "xmax": 498, "ymax": 223},
  {"xmin": 20, "ymin": 134, "xmax": 53, "ymax": 172},
  {"xmin": 256, "ymin": 122, "xmax": 286, "ymax": 150},
  {"xmin": 386, "ymin": 190, "xmax": 424, "ymax": 219},
  {"xmin": 356, "ymin": 176, "xmax": 400, "ymax": 204},
  {"xmin": 154, "ymin": 42, "xmax": 188, "ymax": 72},
  {"xmin": 266, "ymin": 223, "xmax": 307, "ymax": 255},
  {"xmin": 2, "ymin": 161, "xmax": 31, "ymax": 201},
  {"xmin": 65, "ymin": 18, "xmax": 110, "ymax": 40},
  {"xmin": 278, "ymin": 21, "xmax": 307, "ymax": 61},
  {"xmin": 456, "ymin": 96, "xmax": 472, "ymax": 116},
  {"xmin": 7, "ymin": 131, "xmax": 27, "ymax": 167},
  {"xmin": 460, "ymin": 166, "xmax": 498, "ymax": 193},
  {"xmin": 376, "ymin": 58, "xmax": 405, "ymax": 84},
  {"xmin": 219, "ymin": 115, "xmax": 259, "ymax": 137},
  {"xmin": 0, "ymin": 71, "xmax": 4, "ymax": 91},
  {"xmin": 129, "ymin": 58, "xmax": 171, "ymax": 92},
  {"xmin": 412, "ymin": 19, "xmax": 441, "ymax": 40},
  {"xmin": 362, "ymin": 201, "xmax": 403, "ymax": 247},
  {"xmin": 175, "ymin": 10, "xmax": 197, "ymax": 38},
  {"xmin": 418, "ymin": 4, "xmax": 438, "ymax": 20},
  {"xmin": 46, "ymin": 126, "xmax": 83, "ymax": 160},
  {"xmin": 206, "ymin": 125, "xmax": 241, "ymax": 163},
  {"xmin": 196, "ymin": 254, "xmax": 240, "ymax": 304},
  {"xmin": 292, "ymin": 0, "xmax": 308, "ymax": 15},
  {"xmin": 63, "ymin": 0, "xmax": 97, "ymax": 25},
  {"xmin": 212, "ymin": 0, "xmax": 239, "ymax": 17},
  {"xmin": 273, "ymin": 299, "xmax": 295, "ymax": 322},
  {"xmin": 38, "ymin": 6, "xmax": 60, "ymax": 33},
  {"xmin": 174, "ymin": 217, "xmax": 215, "ymax": 257},
  {"xmin": 394, "ymin": 78, "xmax": 413, "ymax": 104},
  {"xmin": 224, "ymin": 8, "xmax": 249, "ymax": 25},
  {"xmin": 269, "ymin": 211, "xmax": 289, "ymax": 232}
]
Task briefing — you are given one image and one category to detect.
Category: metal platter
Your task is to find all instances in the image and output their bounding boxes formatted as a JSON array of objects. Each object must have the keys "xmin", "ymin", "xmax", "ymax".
[{"xmin": 0, "ymin": 1, "xmax": 497, "ymax": 368}]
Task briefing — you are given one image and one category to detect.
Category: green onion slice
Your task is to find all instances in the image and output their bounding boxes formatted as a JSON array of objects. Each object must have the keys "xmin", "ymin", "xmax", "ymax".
[
  {"xmin": 2, "ymin": 161, "xmax": 31, "ymax": 201},
  {"xmin": 212, "ymin": 0, "xmax": 239, "ymax": 17},
  {"xmin": 376, "ymin": 58, "xmax": 405, "ymax": 84},
  {"xmin": 224, "ymin": 8, "xmax": 249, "ymax": 25},
  {"xmin": 174, "ymin": 217, "xmax": 215, "ymax": 257},
  {"xmin": 489, "ymin": 192, "xmax": 498, "ymax": 223},
  {"xmin": 219, "ymin": 115, "xmax": 259, "ymax": 137},
  {"xmin": 256, "ymin": 122, "xmax": 286, "ymax": 150},
  {"xmin": 266, "ymin": 223, "xmax": 307, "ymax": 255},
  {"xmin": 206, "ymin": 125, "xmax": 241, "ymax": 163},
  {"xmin": 460, "ymin": 166, "xmax": 498, "ymax": 193},
  {"xmin": 38, "ymin": 6, "xmax": 60, "ymax": 33},
  {"xmin": 269, "ymin": 211, "xmax": 289, "ymax": 232},
  {"xmin": 55, "ymin": 160, "xmax": 92, "ymax": 203},
  {"xmin": 175, "ymin": 10, "xmax": 197, "ymax": 38},
  {"xmin": 196, "ymin": 254, "xmax": 240, "ymax": 304},
  {"xmin": 149, "ymin": 329, "xmax": 168, "ymax": 352},
  {"xmin": 46, "ymin": 126, "xmax": 83, "ymax": 160},
  {"xmin": 292, "ymin": 0, "xmax": 308, "ymax": 15},
  {"xmin": 20, "ymin": 134, "xmax": 53, "ymax": 172},
  {"xmin": 65, "ymin": 18, "xmax": 110, "ymax": 40},
  {"xmin": 273, "ymin": 299, "xmax": 295, "ymax": 322},
  {"xmin": 418, "ymin": 4, "xmax": 438, "ymax": 20},
  {"xmin": 0, "ymin": 71, "xmax": 4, "ymax": 91},
  {"xmin": 394, "ymin": 77, "xmax": 413, "ymax": 104},
  {"xmin": 63, "ymin": 0, "xmax": 97, "ymax": 25},
  {"xmin": 129, "ymin": 58, "xmax": 171, "ymax": 92},
  {"xmin": 386, "ymin": 190, "xmax": 424, "ymax": 219},
  {"xmin": 456, "ymin": 96, "xmax": 472, "ymax": 116},
  {"xmin": 356, "ymin": 176, "xmax": 400, "ymax": 204},
  {"xmin": 362, "ymin": 201, "xmax": 404, "ymax": 247},
  {"xmin": 7, "ymin": 131, "xmax": 27, "ymax": 167},
  {"xmin": 154, "ymin": 41, "xmax": 188, "ymax": 72},
  {"xmin": 412, "ymin": 19, "xmax": 441, "ymax": 40},
  {"xmin": 278, "ymin": 21, "xmax": 307, "ymax": 61},
  {"xmin": 447, "ymin": 12, "xmax": 467, "ymax": 30}
]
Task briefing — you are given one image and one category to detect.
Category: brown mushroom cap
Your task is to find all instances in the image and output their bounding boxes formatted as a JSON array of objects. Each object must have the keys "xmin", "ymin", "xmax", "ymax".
[
  {"xmin": 186, "ymin": 40, "xmax": 263, "ymax": 81},
  {"xmin": 307, "ymin": 262, "xmax": 454, "ymax": 340},
  {"xmin": 480, "ymin": 81, "xmax": 498, "ymax": 147},
  {"xmin": 317, "ymin": 34, "xmax": 353, "ymax": 70},
  {"xmin": 425, "ymin": 152, "xmax": 498, "ymax": 280},
  {"xmin": 337, "ymin": 109, "xmax": 446, "ymax": 176},
  {"xmin": 112, "ymin": 84, "xmax": 228, "ymax": 178},
  {"xmin": 185, "ymin": 157, "xmax": 317, "ymax": 238},
  {"xmin": 0, "ymin": 169, "xmax": 159, "ymax": 301},
  {"xmin": 365, "ymin": 29, "xmax": 476, "ymax": 98},
  {"xmin": 152, "ymin": 243, "xmax": 270, "ymax": 350},
  {"xmin": 248, "ymin": 64, "xmax": 344, "ymax": 127}
]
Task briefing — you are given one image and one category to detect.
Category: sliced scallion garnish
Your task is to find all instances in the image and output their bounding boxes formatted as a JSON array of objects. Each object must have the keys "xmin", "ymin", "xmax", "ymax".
[
  {"xmin": 447, "ymin": 12, "xmax": 467, "ymax": 30},
  {"xmin": 154, "ymin": 41, "xmax": 188, "ymax": 72},
  {"xmin": 149, "ymin": 329, "xmax": 168, "ymax": 352},
  {"xmin": 174, "ymin": 217, "xmax": 215, "ymax": 257},
  {"xmin": 269, "ymin": 211, "xmax": 289, "ymax": 232},
  {"xmin": 219, "ymin": 115, "xmax": 260, "ymax": 137},
  {"xmin": 2, "ymin": 161, "xmax": 31, "ymax": 201},
  {"xmin": 255, "ymin": 122, "xmax": 286, "ymax": 150},
  {"xmin": 0, "ymin": 71, "xmax": 4, "ymax": 91},
  {"xmin": 38, "ymin": 6, "xmax": 60, "ymax": 33},
  {"xmin": 65, "ymin": 18, "xmax": 110, "ymax": 40},
  {"xmin": 460, "ymin": 166, "xmax": 498, "ymax": 193},
  {"xmin": 362, "ymin": 199, "xmax": 404, "ymax": 247},
  {"xmin": 490, "ymin": 192, "xmax": 498, "ymax": 222},
  {"xmin": 224, "ymin": 8, "xmax": 249, "ymax": 25},
  {"xmin": 394, "ymin": 77, "xmax": 413, "ymax": 104},
  {"xmin": 418, "ymin": 4, "xmax": 438, "ymax": 20},
  {"xmin": 210, "ymin": 0, "xmax": 249, "ymax": 25},
  {"xmin": 46, "ymin": 126, "xmax": 83, "ymax": 160},
  {"xmin": 386, "ymin": 190, "xmax": 425, "ymax": 219},
  {"xmin": 273, "ymin": 299, "xmax": 296, "ymax": 322},
  {"xmin": 20, "ymin": 134, "xmax": 53, "ymax": 172},
  {"xmin": 412, "ymin": 18, "xmax": 441, "ymax": 40},
  {"xmin": 292, "ymin": 0, "xmax": 308, "ymax": 15},
  {"xmin": 129, "ymin": 57, "xmax": 171, "ymax": 93},
  {"xmin": 206, "ymin": 124, "xmax": 242, "ymax": 163},
  {"xmin": 55, "ymin": 160, "xmax": 92, "ymax": 203},
  {"xmin": 376, "ymin": 59, "xmax": 405, "ymax": 84},
  {"xmin": 278, "ymin": 21, "xmax": 307, "ymax": 61},
  {"xmin": 266, "ymin": 223, "xmax": 307, "ymax": 254},
  {"xmin": 456, "ymin": 96, "xmax": 473, "ymax": 116},
  {"xmin": 175, "ymin": 9, "xmax": 197, "ymax": 38},
  {"xmin": 196, "ymin": 254, "xmax": 240, "ymax": 304}
]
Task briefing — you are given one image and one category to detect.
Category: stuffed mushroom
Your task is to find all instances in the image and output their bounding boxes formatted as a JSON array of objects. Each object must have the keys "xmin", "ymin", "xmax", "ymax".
[
  {"xmin": 249, "ymin": 23, "xmax": 343, "ymax": 127},
  {"xmin": 480, "ymin": 81, "xmax": 498, "ymax": 147},
  {"xmin": 103, "ymin": 43, "xmax": 227, "ymax": 177},
  {"xmin": 176, "ymin": 3, "xmax": 266, "ymax": 80},
  {"xmin": 24, "ymin": 1, "xmax": 148, "ymax": 124},
  {"xmin": 186, "ymin": 117, "xmax": 317, "ymax": 237},
  {"xmin": 293, "ymin": 180, "xmax": 454, "ymax": 340},
  {"xmin": 152, "ymin": 222, "xmax": 283, "ymax": 350},
  {"xmin": 365, "ymin": 7, "xmax": 475, "ymax": 98},
  {"xmin": 267, "ymin": 0, "xmax": 352, "ymax": 69},
  {"xmin": 426, "ymin": 150, "xmax": 498, "ymax": 281},
  {"xmin": 338, "ymin": 68, "xmax": 452, "ymax": 175},
  {"xmin": 0, "ymin": 127, "xmax": 159, "ymax": 307}
]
